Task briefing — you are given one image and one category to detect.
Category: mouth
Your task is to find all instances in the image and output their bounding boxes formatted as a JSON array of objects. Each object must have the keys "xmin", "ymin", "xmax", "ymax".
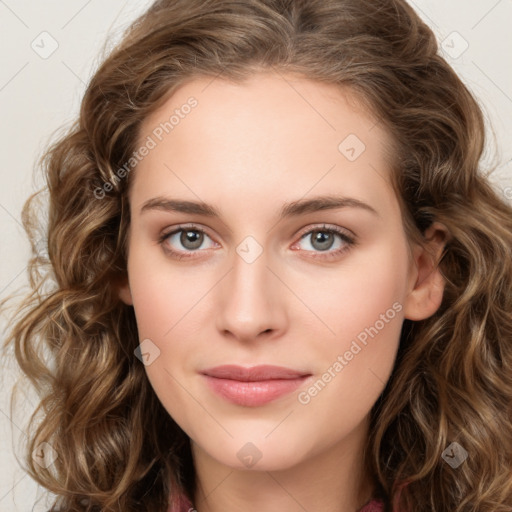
[{"xmin": 200, "ymin": 364, "xmax": 312, "ymax": 407}]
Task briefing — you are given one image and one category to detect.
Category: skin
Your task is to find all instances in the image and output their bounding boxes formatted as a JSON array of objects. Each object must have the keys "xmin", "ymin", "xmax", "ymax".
[{"xmin": 118, "ymin": 71, "xmax": 447, "ymax": 512}]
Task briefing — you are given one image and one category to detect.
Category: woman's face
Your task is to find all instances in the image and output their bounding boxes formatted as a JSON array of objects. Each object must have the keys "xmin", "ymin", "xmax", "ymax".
[{"xmin": 119, "ymin": 72, "xmax": 444, "ymax": 472}]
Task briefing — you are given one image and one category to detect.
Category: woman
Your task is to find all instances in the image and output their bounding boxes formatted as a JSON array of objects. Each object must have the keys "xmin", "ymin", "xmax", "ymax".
[{"xmin": 5, "ymin": 0, "xmax": 512, "ymax": 511}]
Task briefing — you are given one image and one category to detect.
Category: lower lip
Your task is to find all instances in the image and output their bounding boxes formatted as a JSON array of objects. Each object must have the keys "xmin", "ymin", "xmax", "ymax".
[{"xmin": 203, "ymin": 375, "xmax": 310, "ymax": 407}]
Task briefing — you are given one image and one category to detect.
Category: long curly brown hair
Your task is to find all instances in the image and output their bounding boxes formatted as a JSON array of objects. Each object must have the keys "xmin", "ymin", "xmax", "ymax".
[{"xmin": 3, "ymin": 0, "xmax": 512, "ymax": 511}]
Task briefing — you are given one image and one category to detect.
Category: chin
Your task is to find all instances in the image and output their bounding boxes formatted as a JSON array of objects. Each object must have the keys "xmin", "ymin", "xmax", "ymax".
[{"xmin": 196, "ymin": 432, "xmax": 309, "ymax": 472}]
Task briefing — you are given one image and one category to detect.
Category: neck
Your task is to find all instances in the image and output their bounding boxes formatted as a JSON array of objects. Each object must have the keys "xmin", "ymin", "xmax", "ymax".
[{"xmin": 190, "ymin": 416, "xmax": 374, "ymax": 512}]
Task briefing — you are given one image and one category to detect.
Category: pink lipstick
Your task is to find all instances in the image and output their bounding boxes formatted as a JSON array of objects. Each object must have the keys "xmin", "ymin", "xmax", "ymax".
[{"xmin": 201, "ymin": 364, "xmax": 311, "ymax": 407}]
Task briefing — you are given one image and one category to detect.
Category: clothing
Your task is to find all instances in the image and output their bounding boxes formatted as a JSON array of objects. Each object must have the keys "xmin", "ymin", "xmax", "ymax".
[
  {"xmin": 171, "ymin": 494, "xmax": 384, "ymax": 511},
  {"xmin": 358, "ymin": 499, "xmax": 384, "ymax": 512}
]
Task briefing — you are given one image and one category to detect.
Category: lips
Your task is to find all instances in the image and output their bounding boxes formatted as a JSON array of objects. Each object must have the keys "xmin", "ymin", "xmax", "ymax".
[
  {"xmin": 201, "ymin": 365, "xmax": 312, "ymax": 407},
  {"xmin": 201, "ymin": 364, "xmax": 309, "ymax": 381}
]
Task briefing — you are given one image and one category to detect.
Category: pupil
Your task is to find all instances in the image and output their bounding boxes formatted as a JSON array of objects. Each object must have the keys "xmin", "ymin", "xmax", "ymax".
[
  {"xmin": 313, "ymin": 231, "xmax": 333, "ymax": 251},
  {"xmin": 181, "ymin": 230, "xmax": 203, "ymax": 250}
]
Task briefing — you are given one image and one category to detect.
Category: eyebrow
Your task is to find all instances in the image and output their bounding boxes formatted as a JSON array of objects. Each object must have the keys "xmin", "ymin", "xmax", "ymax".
[{"xmin": 140, "ymin": 195, "xmax": 379, "ymax": 220}]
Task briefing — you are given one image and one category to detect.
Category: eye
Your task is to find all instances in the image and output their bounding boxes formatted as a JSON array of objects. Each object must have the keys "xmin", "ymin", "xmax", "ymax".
[
  {"xmin": 158, "ymin": 223, "xmax": 356, "ymax": 261},
  {"xmin": 159, "ymin": 225, "xmax": 218, "ymax": 259},
  {"xmin": 291, "ymin": 224, "xmax": 355, "ymax": 259}
]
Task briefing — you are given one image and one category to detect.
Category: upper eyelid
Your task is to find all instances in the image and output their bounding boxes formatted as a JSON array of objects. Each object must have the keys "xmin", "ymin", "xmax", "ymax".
[
  {"xmin": 161, "ymin": 224, "xmax": 217, "ymax": 242},
  {"xmin": 296, "ymin": 223, "xmax": 354, "ymax": 240}
]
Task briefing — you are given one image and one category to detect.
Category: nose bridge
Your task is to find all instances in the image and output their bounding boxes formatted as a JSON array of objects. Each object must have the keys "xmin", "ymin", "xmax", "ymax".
[{"xmin": 215, "ymin": 236, "xmax": 286, "ymax": 340}]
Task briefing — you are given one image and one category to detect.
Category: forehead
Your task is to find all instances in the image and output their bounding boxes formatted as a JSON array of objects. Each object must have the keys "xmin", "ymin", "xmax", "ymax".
[
  {"xmin": 139, "ymin": 71, "xmax": 387, "ymax": 150},
  {"xmin": 131, "ymin": 72, "xmax": 397, "ymax": 217}
]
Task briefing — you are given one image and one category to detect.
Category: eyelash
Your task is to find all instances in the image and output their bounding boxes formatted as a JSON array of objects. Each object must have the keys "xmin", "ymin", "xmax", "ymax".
[{"xmin": 158, "ymin": 223, "xmax": 356, "ymax": 261}]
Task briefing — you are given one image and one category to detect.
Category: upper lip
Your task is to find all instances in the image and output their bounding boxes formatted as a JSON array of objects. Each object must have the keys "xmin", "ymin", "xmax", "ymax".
[{"xmin": 201, "ymin": 365, "xmax": 310, "ymax": 381}]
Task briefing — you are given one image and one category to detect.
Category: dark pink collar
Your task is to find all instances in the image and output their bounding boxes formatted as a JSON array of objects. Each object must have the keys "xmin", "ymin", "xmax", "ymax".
[{"xmin": 171, "ymin": 494, "xmax": 384, "ymax": 511}]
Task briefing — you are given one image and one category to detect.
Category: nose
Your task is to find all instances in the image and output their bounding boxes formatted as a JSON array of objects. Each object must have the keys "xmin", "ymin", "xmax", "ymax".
[{"xmin": 214, "ymin": 242, "xmax": 288, "ymax": 343}]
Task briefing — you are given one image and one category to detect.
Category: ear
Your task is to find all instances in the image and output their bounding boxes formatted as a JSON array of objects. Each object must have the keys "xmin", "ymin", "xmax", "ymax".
[
  {"xmin": 116, "ymin": 275, "xmax": 133, "ymax": 306},
  {"xmin": 403, "ymin": 222, "xmax": 450, "ymax": 321}
]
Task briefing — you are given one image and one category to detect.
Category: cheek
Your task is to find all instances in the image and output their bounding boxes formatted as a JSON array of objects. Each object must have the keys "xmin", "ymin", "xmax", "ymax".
[
  {"xmin": 126, "ymin": 241, "xmax": 207, "ymax": 338},
  {"xmin": 303, "ymin": 236, "xmax": 410, "ymax": 349},
  {"xmin": 126, "ymin": 251, "xmax": 197, "ymax": 432},
  {"xmin": 298, "ymin": 238, "xmax": 408, "ymax": 417},
  {"xmin": 125, "ymin": 243, "xmax": 214, "ymax": 427}
]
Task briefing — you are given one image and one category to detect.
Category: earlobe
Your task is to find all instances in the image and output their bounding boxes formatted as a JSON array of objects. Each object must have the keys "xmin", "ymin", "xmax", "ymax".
[
  {"xmin": 116, "ymin": 276, "xmax": 133, "ymax": 306},
  {"xmin": 403, "ymin": 222, "xmax": 450, "ymax": 321}
]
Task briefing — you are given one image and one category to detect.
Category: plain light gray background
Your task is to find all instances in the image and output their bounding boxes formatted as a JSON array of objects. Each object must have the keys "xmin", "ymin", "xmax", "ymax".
[{"xmin": 1, "ymin": 1, "xmax": 511, "ymax": 510}]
